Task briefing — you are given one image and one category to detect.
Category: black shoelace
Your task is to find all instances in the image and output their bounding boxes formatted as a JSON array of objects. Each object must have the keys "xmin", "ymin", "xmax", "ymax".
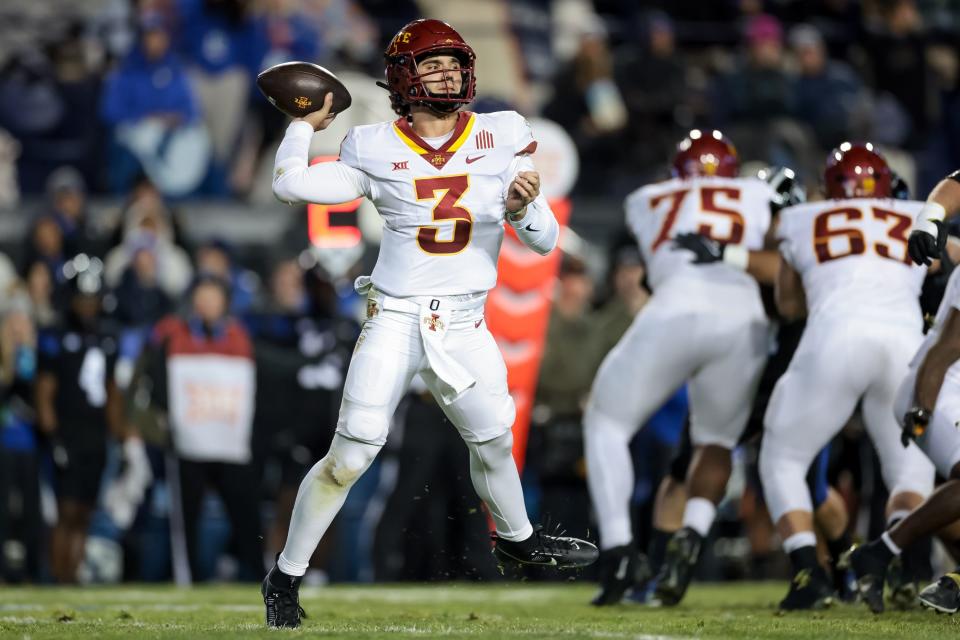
[{"xmin": 268, "ymin": 588, "xmax": 306, "ymax": 624}]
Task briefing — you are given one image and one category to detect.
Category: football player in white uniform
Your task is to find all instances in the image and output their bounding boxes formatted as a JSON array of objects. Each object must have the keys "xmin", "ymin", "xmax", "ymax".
[
  {"xmin": 585, "ymin": 130, "xmax": 778, "ymax": 606},
  {"xmin": 260, "ymin": 19, "xmax": 597, "ymax": 628},
  {"xmin": 759, "ymin": 143, "xmax": 935, "ymax": 610},
  {"xmin": 844, "ymin": 168, "xmax": 960, "ymax": 614}
]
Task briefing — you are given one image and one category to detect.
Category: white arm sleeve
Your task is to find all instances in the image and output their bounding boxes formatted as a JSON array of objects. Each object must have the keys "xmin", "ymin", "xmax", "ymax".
[
  {"xmin": 509, "ymin": 192, "xmax": 560, "ymax": 256},
  {"xmin": 505, "ymin": 150, "xmax": 559, "ymax": 255},
  {"xmin": 272, "ymin": 121, "xmax": 371, "ymax": 205}
]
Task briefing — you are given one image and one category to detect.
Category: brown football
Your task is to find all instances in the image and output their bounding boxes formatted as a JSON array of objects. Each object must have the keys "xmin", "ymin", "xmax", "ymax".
[{"xmin": 256, "ymin": 62, "xmax": 352, "ymax": 118}]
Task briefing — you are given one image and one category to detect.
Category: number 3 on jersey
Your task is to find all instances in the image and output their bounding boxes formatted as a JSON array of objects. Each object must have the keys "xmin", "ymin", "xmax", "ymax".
[
  {"xmin": 650, "ymin": 187, "xmax": 745, "ymax": 250},
  {"xmin": 415, "ymin": 175, "xmax": 472, "ymax": 255}
]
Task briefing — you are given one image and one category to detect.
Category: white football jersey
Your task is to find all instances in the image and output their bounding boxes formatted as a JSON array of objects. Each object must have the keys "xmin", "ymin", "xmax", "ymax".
[
  {"xmin": 911, "ymin": 266, "xmax": 960, "ymax": 368},
  {"xmin": 340, "ymin": 110, "xmax": 536, "ymax": 297},
  {"xmin": 777, "ymin": 198, "xmax": 926, "ymax": 326},
  {"xmin": 625, "ymin": 176, "xmax": 774, "ymax": 296}
]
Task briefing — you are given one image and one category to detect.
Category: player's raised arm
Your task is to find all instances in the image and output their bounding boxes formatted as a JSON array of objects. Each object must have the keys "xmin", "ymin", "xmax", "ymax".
[
  {"xmin": 272, "ymin": 92, "xmax": 371, "ymax": 205},
  {"xmin": 908, "ymin": 170, "xmax": 960, "ymax": 266}
]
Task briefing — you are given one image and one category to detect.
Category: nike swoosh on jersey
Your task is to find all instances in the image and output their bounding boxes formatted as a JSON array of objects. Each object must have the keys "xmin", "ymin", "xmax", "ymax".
[
  {"xmin": 523, "ymin": 224, "xmax": 540, "ymax": 232},
  {"xmin": 465, "ymin": 154, "xmax": 486, "ymax": 164}
]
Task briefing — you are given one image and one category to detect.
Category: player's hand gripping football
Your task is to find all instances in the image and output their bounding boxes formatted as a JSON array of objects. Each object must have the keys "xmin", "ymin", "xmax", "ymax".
[
  {"xmin": 907, "ymin": 220, "xmax": 946, "ymax": 266},
  {"xmin": 296, "ymin": 92, "xmax": 338, "ymax": 132},
  {"xmin": 506, "ymin": 171, "xmax": 540, "ymax": 218},
  {"xmin": 901, "ymin": 406, "xmax": 931, "ymax": 447}
]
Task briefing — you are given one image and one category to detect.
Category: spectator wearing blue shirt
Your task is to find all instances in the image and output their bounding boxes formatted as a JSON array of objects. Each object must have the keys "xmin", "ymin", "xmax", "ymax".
[
  {"xmin": 101, "ymin": 12, "xmax": 210, "ymax": 198},
  {"xmin": 175, "ymin": 0, "xmax": 257, "ymax": 194}
]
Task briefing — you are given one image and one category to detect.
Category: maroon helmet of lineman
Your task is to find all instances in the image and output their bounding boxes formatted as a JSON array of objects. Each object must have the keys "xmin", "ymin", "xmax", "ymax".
[
  {"xmin": 379, "ymin": 19, "xmax": 477, "ymax": 116},
  {"xmin": 823, "ymin": 142, "xmax": 892, "ymax": 199},
  {"xmin": 672, "ymin": 130, "xmax": 739, "ymax": 179}
]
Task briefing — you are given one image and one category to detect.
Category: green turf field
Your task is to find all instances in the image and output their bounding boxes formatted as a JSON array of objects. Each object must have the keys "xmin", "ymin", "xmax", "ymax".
[{"xmin": 1, "ymin": 582, "xmax": 958, "ymax": 639}]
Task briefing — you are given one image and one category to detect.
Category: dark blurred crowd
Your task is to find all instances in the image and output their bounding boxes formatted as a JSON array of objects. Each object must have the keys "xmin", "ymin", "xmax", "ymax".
[{"xmin": 1, "ymin": 0, "xmax": 960, "ymax": 585}]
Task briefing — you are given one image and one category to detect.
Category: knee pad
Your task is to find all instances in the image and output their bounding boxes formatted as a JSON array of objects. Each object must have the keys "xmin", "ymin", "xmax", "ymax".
[
  {"xmin": 317, "ymin": 436, "xmax": 381, "ymax": 488},
  {"xmin": 336, "ymin": 398, "xmax": 391, "ymax": 445},
  {"xmin": 759, "ymin": 443, "xmax": 812, "ymax": 523},
  {"xmin": 468, "ymin": 431, "xmax": 514, "ymax": 470}
]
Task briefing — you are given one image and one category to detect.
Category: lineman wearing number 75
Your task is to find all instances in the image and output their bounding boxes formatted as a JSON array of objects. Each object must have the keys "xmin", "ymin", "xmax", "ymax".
[{"xmin": 260, "ymin": 18, "xmax": 597, "ymax": 629}]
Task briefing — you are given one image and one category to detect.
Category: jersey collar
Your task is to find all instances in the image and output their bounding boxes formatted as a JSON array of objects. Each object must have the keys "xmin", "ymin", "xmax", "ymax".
[{"xmin": 393, "ymin": 111, "xmax": 475, "ymax": 170}]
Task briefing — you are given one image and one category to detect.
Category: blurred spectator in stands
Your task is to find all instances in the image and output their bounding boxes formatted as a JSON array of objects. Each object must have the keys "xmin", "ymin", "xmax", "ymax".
[
  {"xmin": 713, "ymin": 14, "xmax": 793, "ymax": 127},
  {"xmin": 0, "ymin": 250, "xmax": 16, "ymax": 297},
  {"xmin": 615, "ymin": 11, "xmax": 688, "ymax": 186},
  {"xmin": 0, "ymin": 128, "xmax": 20, "ymax": 207},
  {"xmin": 23, "ymin": 262, "xmax": 57, "ymax": 328},
  {"xmin": 543, "ymin": 16, "xmax": 628, "ymax": 194},
  {"xmin": 194, "ymin": 238, "xmax": 259, "ymax": 315},
  {"xmin": 0, "ymin": 294, "xmax": 42, "ymax": 582},
  {"xmin": 112, "ymin": 239, "xmax": 174, "ymax": 329},
  {"xmin": 232, "ymin": 0, "xmax": 322, "ymax": 195},
  {"xmin": 176, "ymin": 0, "xmax": 255, "ymax": 195},
  {"xmin": 528, "ymin": 255, "xmax": 602, "ymax": 543},
  {"xmin": 144, "ymin": 273, "xmax": 262, "ymax": 581},
  {"xmin": 857, "ymin": 0, "xmax": 930, "ymax": 148},
  {"xmin": 789, "ymin": 23, "xmax": 868, "ymax": 150},
  {"xmin": 35, "ymin": 255, "xmax": 123, "ymax": 583},
  {"xmin": 103, "ymin": 192, "xmax": 193, "ymax": 298},
  {"xmin": 593, "ymin": 244, "xmax": 649, "ymax": 357},
  {"xmin": 45, "ymin": 166, "xmax": 104, "ymax": 258},
  {"xmin": 246, "ymin": 258, "xmax": 355, "ymax": 572},
  {"xmin": 22, "ymin": 216, "xmax": 66, "ymax": 292},
  {"xmin": 101, "ymin": 11, "xmax": 209, "ymax": 197}
]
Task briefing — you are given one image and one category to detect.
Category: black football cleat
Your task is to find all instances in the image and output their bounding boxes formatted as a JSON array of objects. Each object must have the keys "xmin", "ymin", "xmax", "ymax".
[
  {"xmin": 651, "ymin": 527, "xmax": 702, "ymax": 607},
  {"xmin": 492, "ymin": 526, "xmax": 599, "ymax": 570},
  {"xmin": 779, "ymin": 565, "xmax": 834, "ymax": 611},
  {"xmin": 842, "ymin": 542, "xmax": 889, "ymax": 614},
  {"xmin": 918, "ymin": 573, "xmax": 960, "ymax": 614},
  {"xmin": 262, "ymin": 565, "xmax": 306, "ymax": 629},
  {"xmin": 886, "ymin": 555, "xmax": 919, "ymax": 610},
  {"xmin": 590, "ymin": 544, "xmax": 638, "ymax": 606}
]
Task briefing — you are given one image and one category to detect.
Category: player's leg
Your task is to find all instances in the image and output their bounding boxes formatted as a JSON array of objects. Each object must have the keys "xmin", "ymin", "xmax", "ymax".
[
  {"xmin": 848, "ymin": 369, "xmax": 951, "ymax": 613},
  {"xmin": 653, "ymin": 315, "xmax": 767, "ymax": 605},
  {"xmin": 583, "ymin": 308, "xmax": 699, "ymax": 604},
  {"xmin": 264, "ymin": 312, "xmax": 420, "ymax": 627},
  {"xmin": 759, "ymin": 330, "xmax": 860, "ymax": 610},
  {"xmin": 423, "ymin": 321, "xmax": 598, "ymax": 570},
  {"xmin": 851, "ymin": 350, "xmax": 936, "ymax": 612}
]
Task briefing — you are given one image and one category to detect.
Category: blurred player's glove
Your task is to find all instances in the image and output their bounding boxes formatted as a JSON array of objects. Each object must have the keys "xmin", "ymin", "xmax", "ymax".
[
  {"xmin": 104, "ymin": 437, "xmax": 153, "ymax": 530},
  {"xmin": 672, "ymin": 232, "xmax": 749, "ymax": 270},
  {"xmin": 908, "ymin": 202, "xmax": 947, "ymax": 266},
  {"xmin": 901, "ymin": 407, "xmax": 931, "ymax": 447}
]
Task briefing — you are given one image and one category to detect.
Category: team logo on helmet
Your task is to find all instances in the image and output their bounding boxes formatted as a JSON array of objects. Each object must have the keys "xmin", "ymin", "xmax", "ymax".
[{"xmin": 823, "ymin": 142, "xmax": 892, "ymax": 199}]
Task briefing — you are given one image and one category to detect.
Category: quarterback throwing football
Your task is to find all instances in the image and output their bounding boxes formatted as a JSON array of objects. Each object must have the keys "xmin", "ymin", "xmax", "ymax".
[{"xmin": 260, "ymin": 19, "xmax": 597, "ymax": 628}]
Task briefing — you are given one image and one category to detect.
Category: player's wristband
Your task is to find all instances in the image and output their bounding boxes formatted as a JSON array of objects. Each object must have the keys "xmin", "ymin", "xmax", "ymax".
[
  {"xmin": 915, "ymin": 201, "xmax": 946, "ymax": 237},
  {"xmin": 506, "ymin": 206, "xmax": 528, "ymax": 223},
  {"xmin": 722, "ymin": 244, "xmax": 749, "ymax": 271}
]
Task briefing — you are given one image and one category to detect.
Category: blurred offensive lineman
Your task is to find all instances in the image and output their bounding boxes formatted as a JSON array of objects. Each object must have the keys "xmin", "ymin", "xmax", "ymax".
[
  {"xmin": 759, "ymin": 143, "xmax": 935, "ymax": 610},
  {"xmin": 845, "ymin": 168, "xmax": 960, "ymax": 614},
  {"xmin": 260, "ymin": 19, "xmax": 597, "ymax": 628},
  {"xmin": 585, "ymin": 131, "xmax": 778, "ymax": 606}
]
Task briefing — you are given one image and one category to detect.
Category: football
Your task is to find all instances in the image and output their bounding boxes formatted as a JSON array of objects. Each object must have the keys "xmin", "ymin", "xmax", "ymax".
[{"xmin": 256, "ymin": 61, "xmax": 353, "ymax": 118}]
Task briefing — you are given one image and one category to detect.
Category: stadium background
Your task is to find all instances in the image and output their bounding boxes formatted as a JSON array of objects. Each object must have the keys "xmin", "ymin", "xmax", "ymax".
[{"xmin": 0, "ymin": 0, "xmax": 959, "ymax": 590}]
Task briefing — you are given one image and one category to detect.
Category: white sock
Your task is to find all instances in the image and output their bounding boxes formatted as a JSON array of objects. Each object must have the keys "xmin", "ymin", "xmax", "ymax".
[
  {"xmin": 465, "ymin": 431, "xmax": 533, "ymax": 542},
  {"xmin": 783, "ymin": 531, "xmax": 817, "ymax": 554},
  {"xmin": 279, "ymin": 434, "xmax": 381, "ymax": 576},
  {"xmin": 583, "ymin": 409, "xmax": 637, "ymax": 550},
  {"xmin": 881, "ymin": 531, "xmax": 903, "ymax": 555},
  {"xmin": 682, "ymin": 497, "xmax": 717, "ymax": 538}
]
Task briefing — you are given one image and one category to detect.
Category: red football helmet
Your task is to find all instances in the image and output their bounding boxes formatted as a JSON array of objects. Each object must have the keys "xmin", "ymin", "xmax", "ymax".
[
  {"xmin": 380, "ymin": 19, "xmax": 477, "ymax": 116},
  {"xmin": 672, "ymin": 130, "xmax": 739, "ymax": 178},
  {"xmin": 823, "ymin": 142, "xmax": 892, "ymax": 199}
]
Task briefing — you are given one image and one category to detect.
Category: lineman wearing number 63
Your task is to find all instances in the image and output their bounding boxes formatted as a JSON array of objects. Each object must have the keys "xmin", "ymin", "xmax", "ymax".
[{"xmin": 260, "ymin": 18, "xmax": 597, "ymax": 629}]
